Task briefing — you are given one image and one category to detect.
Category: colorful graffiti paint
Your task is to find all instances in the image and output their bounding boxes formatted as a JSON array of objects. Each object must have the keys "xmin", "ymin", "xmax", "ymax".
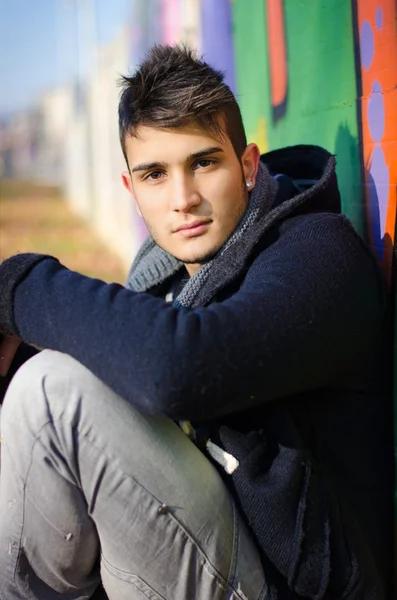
[
  {"xmin": 233, "ymin": 1, "xmax": 364, "ymax": 232},
  {"xmin": 232, "ymin": 0, "xmax": 396, "ymax": 277},
  {"xmin": 265, "ymin": 0, "xmax": 288, "ymax": 122},
  {"xmin": 355, "ymin": 1, "xmax": 397, "ymax": 282},
  {"xmin": 200, "ymin": 0, "xmax": 236, "ymax": 94}
]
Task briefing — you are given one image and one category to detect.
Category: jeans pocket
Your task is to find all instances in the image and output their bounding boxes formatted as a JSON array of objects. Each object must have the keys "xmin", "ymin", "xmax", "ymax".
[{"xmin": 101, "ymin": 554, "xmax": 165, "ymax": 600}]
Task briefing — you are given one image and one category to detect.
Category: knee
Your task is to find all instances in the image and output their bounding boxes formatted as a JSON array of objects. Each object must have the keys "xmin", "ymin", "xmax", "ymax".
[
  {"xmin": 3, "ymin": 350, "xmax": 125, "ymax": 442},
  {"xmin": 5, "ymin": 349, "xmax": 67, "ymax": 398},
  {"xmin": 2, "ymin": 350, "xmax": 84, "ymax": 435}
]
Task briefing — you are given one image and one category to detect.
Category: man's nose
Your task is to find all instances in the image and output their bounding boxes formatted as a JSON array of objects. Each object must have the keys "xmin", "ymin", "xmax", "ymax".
[{"xmin": 169, "ymin": 177, "xmax": 201, "ymax": 212}]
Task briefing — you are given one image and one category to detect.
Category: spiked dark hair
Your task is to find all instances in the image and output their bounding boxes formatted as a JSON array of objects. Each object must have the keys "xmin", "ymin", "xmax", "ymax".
[{"xmin": 118, "ymin": 45, "xmax": 247, "ymax": 165}]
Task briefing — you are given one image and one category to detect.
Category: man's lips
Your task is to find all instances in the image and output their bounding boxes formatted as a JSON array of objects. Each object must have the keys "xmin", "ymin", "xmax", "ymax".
[{"xmin": 174, "ymin": 220, "xmax": 212, "ymax": 238}]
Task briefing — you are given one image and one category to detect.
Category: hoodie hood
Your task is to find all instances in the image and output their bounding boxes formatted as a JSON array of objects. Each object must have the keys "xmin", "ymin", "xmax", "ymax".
[
  {"xmin": 127, "ymin": 144, "xmax": 341, "ymax": 295},
  {"xmin": 263, "ymin": 144, "xmax": 341, "ymax": 215}
]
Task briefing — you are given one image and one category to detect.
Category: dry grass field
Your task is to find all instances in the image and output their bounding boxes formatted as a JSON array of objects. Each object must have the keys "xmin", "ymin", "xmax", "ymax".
[{"xmin": 0, "ymin": 180, "xmax": 128, "ymax": 284}]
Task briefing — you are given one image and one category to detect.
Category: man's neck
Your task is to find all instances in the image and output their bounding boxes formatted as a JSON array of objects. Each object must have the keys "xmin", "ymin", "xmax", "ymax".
[{"xmin": 184, "ymin": 263, "xmax": 200, "ymax": 277}]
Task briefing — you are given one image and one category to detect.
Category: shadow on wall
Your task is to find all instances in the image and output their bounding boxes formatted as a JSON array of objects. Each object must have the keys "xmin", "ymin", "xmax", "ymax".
[
  {"xmin": 335, "ymin": 122, "xmax": 395, "ymax": 288},
  {"xmin": 334, "ymin": 123, "xmax": 366, "ymax": 240},
  {"xmin": 364, "ymin": 160, "xmax": 395, "ymax": 288},
  {"xmin": 367, "ymin": 174, "xmax": 395, "ymax": 285}
]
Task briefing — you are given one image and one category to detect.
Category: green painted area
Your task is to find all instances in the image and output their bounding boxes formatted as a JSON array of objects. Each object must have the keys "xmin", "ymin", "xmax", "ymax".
[
  {"xmin": 231, "ymin": 0, "xmax": 270, "ymax": 149},
  {"xmin": 232, "ymin": 1, "xmax": 363, "ymax": 234}
]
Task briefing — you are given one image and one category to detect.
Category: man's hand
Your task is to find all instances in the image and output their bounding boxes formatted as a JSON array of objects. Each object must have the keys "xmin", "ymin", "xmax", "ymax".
[
  {"xmin": 0, "ymin": 335, "xmax": 21, "ymax": 377},
  {"xmin": 0, "ymin": 253, "xmax": 56, "ymax": 339}
]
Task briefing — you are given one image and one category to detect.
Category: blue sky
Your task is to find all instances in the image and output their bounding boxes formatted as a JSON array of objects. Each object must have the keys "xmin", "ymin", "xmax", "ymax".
[{"xmin": 0, "ymin": 0, "xmax": 132, "ymax": 117}]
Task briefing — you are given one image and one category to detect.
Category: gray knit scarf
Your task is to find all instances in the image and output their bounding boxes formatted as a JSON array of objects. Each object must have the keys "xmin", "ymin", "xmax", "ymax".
[{"xmin": 126, "ymin": 162, "xmax": 274, "ymax": 305}]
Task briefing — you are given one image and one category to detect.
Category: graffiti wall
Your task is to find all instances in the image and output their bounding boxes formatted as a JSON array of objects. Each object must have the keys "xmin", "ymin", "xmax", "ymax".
[
  {"xmin": 232, "ymin": 0, "xmax": 397, "ymax": 272},
  {"xmin": 230, "ymin": 0, "xmax": 397, "ymax": 513}
]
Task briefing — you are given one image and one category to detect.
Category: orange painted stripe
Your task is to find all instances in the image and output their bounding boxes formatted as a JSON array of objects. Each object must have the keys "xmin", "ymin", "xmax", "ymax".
[
  {"xmin": 355, "ymin": 0, "xmax": 397, "ymax": 281},
  {"xmin": 266, "ymin": 0, "xmax": 288, "ymax": 108}
]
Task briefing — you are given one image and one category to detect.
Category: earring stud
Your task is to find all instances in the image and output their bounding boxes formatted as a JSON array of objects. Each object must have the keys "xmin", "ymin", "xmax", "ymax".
[{"xmin": 246, "ymin": 181, "xmax": 252, "ymax": 187}]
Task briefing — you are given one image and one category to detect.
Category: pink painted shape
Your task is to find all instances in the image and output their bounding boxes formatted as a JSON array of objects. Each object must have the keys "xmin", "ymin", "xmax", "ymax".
[{"xmin": 161, "ymin": 0, "xmax": 181, "ymax": 44}]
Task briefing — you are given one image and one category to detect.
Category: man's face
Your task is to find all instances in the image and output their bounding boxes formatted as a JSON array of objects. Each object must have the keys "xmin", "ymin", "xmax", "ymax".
[{"xmin": 122, "ymin": 121, "xmax": 259, "ymax": 275}]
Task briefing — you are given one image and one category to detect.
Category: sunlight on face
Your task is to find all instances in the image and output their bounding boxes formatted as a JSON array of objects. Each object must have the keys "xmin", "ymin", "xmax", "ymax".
[{"xmin": 122, "ymin": 121, "xmax": 259, "ymax": 275}]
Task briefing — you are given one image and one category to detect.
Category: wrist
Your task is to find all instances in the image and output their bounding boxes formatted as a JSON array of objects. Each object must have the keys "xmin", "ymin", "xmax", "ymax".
[{"xmin": 0, "ymin": 253, "xmax": 58, "ymax": 336}]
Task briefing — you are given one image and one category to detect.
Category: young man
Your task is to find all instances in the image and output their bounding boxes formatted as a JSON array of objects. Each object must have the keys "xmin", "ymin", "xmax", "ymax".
[{"xmin": 0, "ymin": 45, "xmax": 393, "ymax": 600}]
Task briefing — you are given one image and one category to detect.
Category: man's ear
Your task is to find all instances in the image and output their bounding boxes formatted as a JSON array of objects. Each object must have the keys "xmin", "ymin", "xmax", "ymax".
[
  {"xmin": 121, "ymin": 171, "xmax": 142, "ymax": 217},
  {"xmin": 241, "ymin": 143, "xmax": 261, "ymax": 190},
  {"xmin": 121, "ymin": 170, "xmax": 133, "ymax": 195}
]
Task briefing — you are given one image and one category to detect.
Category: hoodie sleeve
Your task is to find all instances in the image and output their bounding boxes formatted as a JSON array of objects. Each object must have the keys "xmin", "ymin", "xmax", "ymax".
[{"xmin": 8, "ymin": 213, "xmax": 386, "ymax": 421}]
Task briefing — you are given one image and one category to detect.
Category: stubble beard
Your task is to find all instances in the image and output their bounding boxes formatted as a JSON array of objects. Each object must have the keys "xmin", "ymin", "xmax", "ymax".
[{"xmin": 146, "ymin": 181, "xmax": 248, "ymax": 265}]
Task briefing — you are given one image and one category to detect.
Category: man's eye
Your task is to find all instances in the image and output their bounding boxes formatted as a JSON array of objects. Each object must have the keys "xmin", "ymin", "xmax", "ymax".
[
  {"xmin": 146, "ymin": 171, "xmax": 163, "ymax": 181},
  {"xmin": 194, "ymin": 159, "xmax": 215, "ymax": 169}
]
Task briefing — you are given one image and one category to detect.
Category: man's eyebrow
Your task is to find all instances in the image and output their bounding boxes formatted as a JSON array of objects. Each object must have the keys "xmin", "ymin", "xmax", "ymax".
[
  {"xmin": 130, "ymin": 147, "xmax": 224, "ymax": 174},
  {"xmin": 189, "ymin": 146, "xmax": 224, "ymax": 160},
  {"xmin": 130, "ymin": 161, "xmax": 166, "ymax": 174}
]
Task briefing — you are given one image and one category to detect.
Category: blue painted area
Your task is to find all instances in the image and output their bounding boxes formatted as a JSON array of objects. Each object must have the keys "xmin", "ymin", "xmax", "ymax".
[
  {"xmin": 200, "ymin": 0, "xmax": 236, "ymax": 94},
  {"xmin": 360, "ymin": 20, "xmax": 375, "ymax": 70},
  {"xmin": 369, "ymin": 144, "xmax": 390, "ymax": 256},
  {"xmin": 368, "ymin": 81, "xmax": 385, "ymax": 143},
  {"xmin": 376, "ymin": 7, "xmax": 383, "ymax": 30}
]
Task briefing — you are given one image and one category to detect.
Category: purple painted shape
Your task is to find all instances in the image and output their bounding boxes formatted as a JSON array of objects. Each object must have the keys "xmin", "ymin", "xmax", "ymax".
[
  {"xmin": 367, "ymin": 81, "xmax": 385, "ymax": 143},
  {"xmin": 200, "ymin": 0, "xmax": 236, "ymax": 94},
  {"xmin": 368, "ymin": 145, "xmax": 390, "ymax": 256},
  {"xmin": 360, "ymin": 20, "xmax": 375, "ymax": 70},
  {"xmin": 376, "ymin": 7, "xmax": 383, "ymax": 30}
]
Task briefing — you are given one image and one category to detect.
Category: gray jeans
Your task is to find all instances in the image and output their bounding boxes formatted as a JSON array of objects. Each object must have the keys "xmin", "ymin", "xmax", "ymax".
[{"xmin": 0, "ymin": 350, "xmax": 267, "ymax": 600}]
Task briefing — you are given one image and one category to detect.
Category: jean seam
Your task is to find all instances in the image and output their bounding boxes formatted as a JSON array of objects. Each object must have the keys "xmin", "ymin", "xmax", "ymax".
[
  {"xmin": 4, "ymin": 374, "xmax": 88, "ymax": 598},
  {"xmin": 259, "ymin": 581, "xmax": 269, "ymax": 600},
  {"xmin": 102, "ymin": 554, "xmax": 166, "ymax": 600},
  {"xmin": 2, "ymin": 443, "xmax": 29, "ymax": 600},
  {"xmin": 4, "ymin": 405, "xmax": 53, "ymax": 600},
  {"xmin": 226, "ymin": 500, "xmax": 239, "ymax": 586},
  {"xmin": 24, "ymin": 485, "xmax": 73, "ymax": 537},
  {"xmin": 103, "ymin": 516, "xmax": 243, "ymax": 599},
  {"xmin": 5, "ymin": 419, "xmax": 78, "ymax": 540}
]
